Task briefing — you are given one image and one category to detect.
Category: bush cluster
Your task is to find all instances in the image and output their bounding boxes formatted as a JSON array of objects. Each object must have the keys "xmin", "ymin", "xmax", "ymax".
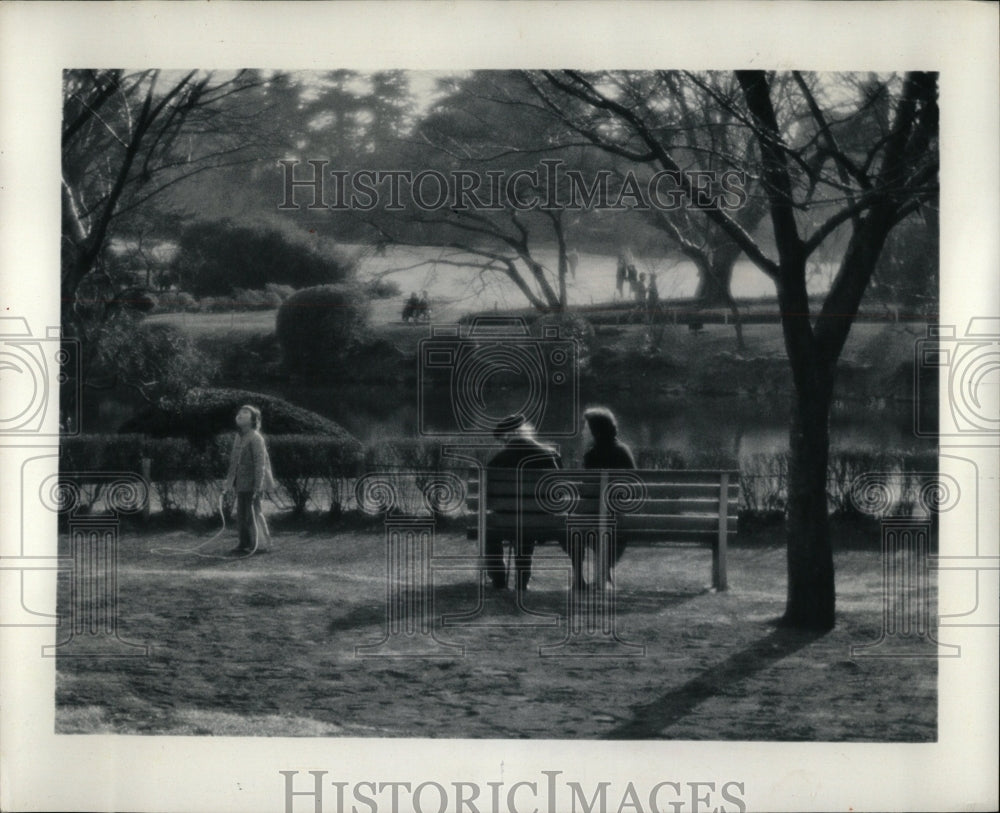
[
  {"xmin": 216, "ymin": 334, "xmax": 283, "ymax": 382},
  {"xmin": 155, "ymin": 290, "xmax": 199, "ymax": 312},
  {"xmin": 275, "ymin": 284, "xmax": 371, "ymax": 376},
  {"xmin": 90, "ymin": 317, "xmax": 217, "ymax": 407},
  {"xmin": 172, "ymin": 220, "xmax": 354, "ymax": 297},
  {"xmin": 363, "ymin": 277, "xmax": 402, "ymax": 300},
  {"xmin": 119, "ymin": 387, "xmax": 361, "ymax": 441},
  {"xmin": 60, "ymin": 434, "xmax": 939, "ymax": 526},
  {"xmin": 60, "ymin": 434, "xmax": 365, "ymax": 516},
  {"xmin": 154, "ymin": 284, "xmax": 297, "ymax": 314}
]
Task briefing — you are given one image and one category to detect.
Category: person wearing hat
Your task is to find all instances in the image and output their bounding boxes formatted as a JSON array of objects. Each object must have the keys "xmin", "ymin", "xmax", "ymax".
[{"xmin": 484, "ymin": 413, "xmax": 562, "ymax": 593}]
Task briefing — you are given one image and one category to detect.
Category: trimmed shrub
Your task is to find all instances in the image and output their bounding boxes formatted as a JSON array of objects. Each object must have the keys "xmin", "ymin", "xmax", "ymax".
[
  {"xmin": 197, "ymin": 296, "xmax": 218, "ymax": 312},
  {"xmin": 633, "ymin": 447, "xmax": 687, "ymax": 470},
  {"xmin": 269, "ymin": 435, "xmax": 365, "ymax": 477},
  {"xmin": 59, "ymin": 434, "xmax": 939, "ymax": 524},
  {"xmin": 265, "ymin": 283, "xmax": 296, "ymax": 301},
  {"xmin": 173, "ymin": 219, "xmax": 355, "ymax": 297},
  {"xmin": 267, "ymin": 434, "xmax": 365, "ymax": 515},
  {"xmin": 61, "ymin": 433, "xmax": 365, "ymax": 517},
  {"xmin": 217, "ymin": 333, "xmax": 283, "ymax": 382},
  {"xmin": 364, "ymin": 438, "xmax": 448, "ymax": 471},
  {"xmin": 261, "ymin": 290, "xmax": 283, "ymax": 309},
  {"xmin": 118, "ymin": 288, "xmax": 157, "ymax": 313},
  {"xmin": 826, "ymin": 447, "xmax": 939, "ymax": 517},
  {"xmin": 232, "ymin": 288, "xmax": 267, "ymax": 311},
  {"xmin": 156, "ymin": 290, "xmax": 198, "ymax": 312},
  {"xmin": 90, "ymin": 318, "xmax": 217, "ymax": 407},
  {"xmin": 738, "ymin": 452, "xmax": 789, "ymax": 515},
  {"xmin": 364, "ymin": 277, "xmax": 402, "ymax": 300},
  {"xmin": 119, "ymin": 387, "xmax": 361, "ymax": 442},
  {"xmin": 60, "ymin": 433, "xmax": 148, "ymax": 474},
  {"xmin": 275, "ymin": 284, "xmax": 371, "ymax": 376}
]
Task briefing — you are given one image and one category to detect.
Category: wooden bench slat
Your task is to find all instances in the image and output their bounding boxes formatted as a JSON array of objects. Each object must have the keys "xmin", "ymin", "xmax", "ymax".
[
  {"xmin": 467, "ymin": 496, "xmax": 735, "ymax": 514},
  {"xmin": 468, "ymin": 483, "xmax": 739, "ymax": 501},
  {"xmin": 485, "ymin": 516, "xmax": 567, "ymax": 526},
  {"xmin": 467, "ymin": 517, "xmax": 737, "ymax": 535},
  {"xmin": 475, "ymin": 469, "xmax": 736, "ymax": 482},
  {"xmin": 470, "ymin": 477, "xmax": 738, "ymax": 490},
  {"xmin": 465, "ymin": 527, "xmax": 735, "ymax": 543}
]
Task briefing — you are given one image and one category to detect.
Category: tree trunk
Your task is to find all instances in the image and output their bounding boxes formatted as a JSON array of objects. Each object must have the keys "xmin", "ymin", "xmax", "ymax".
[
  {"xmin": 693, "ymin": 259, "xmax": 733, "ymax": 306},
  {"xmin": 693, "ymin": 254, "xmax": 745, "ymax": 350},
  {"xmin": 783, "ymin": 375, "xmax": 836, "ymax": 630}
]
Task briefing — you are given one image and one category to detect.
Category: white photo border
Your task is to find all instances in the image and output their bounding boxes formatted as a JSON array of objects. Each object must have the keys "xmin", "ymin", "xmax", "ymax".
[{"xmin": 1, "ymin": 2, "xmax": 997, "ymax": 812}]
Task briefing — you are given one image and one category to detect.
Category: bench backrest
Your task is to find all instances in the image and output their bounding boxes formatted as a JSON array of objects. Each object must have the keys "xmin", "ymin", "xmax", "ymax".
[{"xmin": 466, "ymin": 468, "xmax": 738, "ymax": 545}]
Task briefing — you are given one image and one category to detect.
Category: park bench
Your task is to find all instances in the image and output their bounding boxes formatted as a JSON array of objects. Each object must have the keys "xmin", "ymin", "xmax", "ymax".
[{"xmin": 466, "ymin": 468, "xmax": 738, "ymax": 590}]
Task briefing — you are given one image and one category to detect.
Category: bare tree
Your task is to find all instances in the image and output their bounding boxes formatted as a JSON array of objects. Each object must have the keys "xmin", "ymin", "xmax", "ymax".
[
  {"xmin": 61, "ymin": 69, "xmax": 269, "ymax": 409},
  {"xmin": 61, "ymin": 69, "xmax": 267, "ymax": 328},
  {"xmin": 532, "ymin": 70, "xmax": 938, "ymax": 629},
  {"xmin": 362, "ymin": 72, "xmax": 599, "ymax": 313}
]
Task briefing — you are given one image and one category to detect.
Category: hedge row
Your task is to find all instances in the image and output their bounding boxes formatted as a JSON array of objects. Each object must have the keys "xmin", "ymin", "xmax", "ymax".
[
  {"xmin": 60, "ymin": 435, "xmax": 939, "ymax": 521},
  {"xmin": 155, "ymin": 284, "xmax": 297, "ymax": 314},
  {"xmin": 119, "ymin": 387, "xmax": 360, "ymax": 440}
]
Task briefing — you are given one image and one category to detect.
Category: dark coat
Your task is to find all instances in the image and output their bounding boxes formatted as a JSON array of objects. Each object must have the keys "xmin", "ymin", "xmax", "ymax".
[
  {"xmin": 582, "ymin": 438, "xmax": 636, "ymax": 568},
  {"xmin": 486, "ymin": 437, "xmax": 561, "ymax": 522},
  {"xmin": 484, "ymin": 438, "xmax": 562, "ymax": 578},
  {"xmin": 583, "ymin": 439, "xmax": 636, "ymax": 470},
  {"xmin": 487, "ymin": 437, "xmax": 561, "ymax": 471}
]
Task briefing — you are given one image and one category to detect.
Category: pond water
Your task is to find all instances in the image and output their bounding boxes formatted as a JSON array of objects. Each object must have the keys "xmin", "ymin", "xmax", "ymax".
[
  {"xmin": 89, "ymin": 243, "xmax": 928, "ymax": 456},
  {"xmin": 86, "ymin": 376, "xmax": 929, "ymax": 462},
  {"xmin": 250, "ymin": 382, "xmax": 930, "ymax": 461}
]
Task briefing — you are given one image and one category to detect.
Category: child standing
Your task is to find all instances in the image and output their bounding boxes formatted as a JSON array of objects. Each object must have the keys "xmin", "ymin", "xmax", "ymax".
[{"xmin": 223, "ymin": 405, "xmax": 275, "ymax": 554}]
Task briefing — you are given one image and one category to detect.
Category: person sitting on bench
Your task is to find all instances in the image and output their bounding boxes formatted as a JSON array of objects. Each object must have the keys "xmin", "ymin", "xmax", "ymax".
[
  {"xmin": 402, "ymin": 292, "xmax": 420, "ymax": 322},
  {"xmin": 577, "ymin": 406, "xmax": 636, "ymax": 589}
]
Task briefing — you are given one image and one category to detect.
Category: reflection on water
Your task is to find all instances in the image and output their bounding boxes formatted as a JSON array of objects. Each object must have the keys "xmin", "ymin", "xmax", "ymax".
[
  {"xmin": 257, "ymin": 383, "xmax": 931, "ymax": 461},
  {"xmin": 86, "ymin": 381, "xmax": 930, "ymax": 459},
  {"xmin": 82, "ymin": 368, "xmax": 934, "ymax": 457}
]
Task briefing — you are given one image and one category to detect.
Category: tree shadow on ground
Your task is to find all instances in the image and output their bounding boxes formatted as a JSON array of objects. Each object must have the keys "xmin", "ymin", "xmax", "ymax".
[{"xmin": 603, "ymin": 625, "xmax": 826, "ymax": 739}]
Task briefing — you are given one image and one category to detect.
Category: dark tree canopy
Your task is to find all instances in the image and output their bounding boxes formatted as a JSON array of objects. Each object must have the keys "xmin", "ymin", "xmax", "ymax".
[{"xmin": 172, "ymin": 219, "xmax": 355, "ymax": 297}]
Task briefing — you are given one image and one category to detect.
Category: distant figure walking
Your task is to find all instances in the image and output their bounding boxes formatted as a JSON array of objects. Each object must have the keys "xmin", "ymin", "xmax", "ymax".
[
  {"xmin": 566, "ymin": 248, "xmax": 579, "ymax": 280},
  {"xmin": 616, "ymin": 247, "xmax": 639, "ymax": 298},
  {"xmin": 576, "ymin": 406, "xmax": 636, "ymax": 589},
  {"xmin": 485, "ymin": 413, "xmax": 562, "ymax": 594},
  {"xmin": 634, "ymin": 272, "xmax": 647, "ymax": 304},
  {"xmin": 647, "ymin": 272, "xmax": 659, "ymax": 312}
]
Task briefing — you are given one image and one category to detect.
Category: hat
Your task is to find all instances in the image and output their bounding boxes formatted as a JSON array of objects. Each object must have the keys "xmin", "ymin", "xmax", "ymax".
[{"xmin": 493, "ymin": 413, "xmax": 526, "ymax": 439}]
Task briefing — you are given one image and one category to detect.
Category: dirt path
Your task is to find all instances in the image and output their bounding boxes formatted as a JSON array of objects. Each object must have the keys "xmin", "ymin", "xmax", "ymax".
[{"xmin": 56, "ymin": 529, "xmax": 936, "ymax": 740}]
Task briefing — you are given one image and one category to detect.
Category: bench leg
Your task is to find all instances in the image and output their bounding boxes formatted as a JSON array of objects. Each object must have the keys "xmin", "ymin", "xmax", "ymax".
[{"xmin": 713, "ymin": 474, "xmax": 729, "ymax": 591}]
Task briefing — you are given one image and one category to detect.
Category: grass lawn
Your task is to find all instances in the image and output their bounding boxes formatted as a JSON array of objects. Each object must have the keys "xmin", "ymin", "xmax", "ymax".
[
  {"xmin": 146, "ymin": 309, "xmax": 279, "ymax": 339},
  {"xmin": 55, "ymin": 527, "xmax": 937, "ymax": 740}
]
